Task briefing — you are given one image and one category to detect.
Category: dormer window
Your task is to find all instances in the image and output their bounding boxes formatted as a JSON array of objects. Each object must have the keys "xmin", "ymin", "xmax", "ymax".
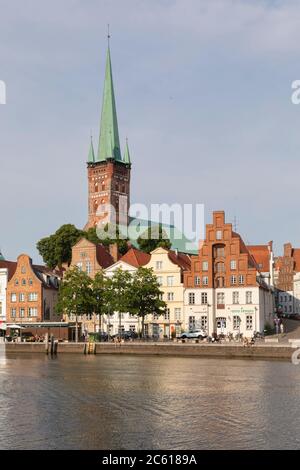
[{"xmin": 216, "ymin": 230, "xmax": 222, "ymax": 240}]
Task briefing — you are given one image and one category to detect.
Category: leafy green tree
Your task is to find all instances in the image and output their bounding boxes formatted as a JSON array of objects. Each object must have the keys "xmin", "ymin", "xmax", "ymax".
[
  {"xmin": 92, "ymin": 271, "xmax": 109, "ymax": 339},
  {"xmin": 105, "ymin": 268, "xmax": 132, "ymax": 338},
  {"xmin": 127, "ymin": 267, "xmax": 166, "ymax": 337},
  {"xmin": 56, "ymin": 267, "xmax": 94, "ymax": 342},
  {"xmin": 137, "ymin": 225, "xmax": 172, "ymax": 254},
  {"xmin": 37, "ymin": 224, "xmax": 83, "ymax": 268}
]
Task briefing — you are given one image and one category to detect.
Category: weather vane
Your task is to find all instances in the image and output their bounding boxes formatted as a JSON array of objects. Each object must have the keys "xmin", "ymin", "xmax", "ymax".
[{"xmin": 107, "ymin": 24, "xmax": 110, "ymax": 45}]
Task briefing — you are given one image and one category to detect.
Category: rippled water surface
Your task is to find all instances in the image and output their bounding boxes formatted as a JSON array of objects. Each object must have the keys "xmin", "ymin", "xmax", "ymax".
[{"xmin": 0, "ymin": 354, "xmax": 299, "ymax": 449}]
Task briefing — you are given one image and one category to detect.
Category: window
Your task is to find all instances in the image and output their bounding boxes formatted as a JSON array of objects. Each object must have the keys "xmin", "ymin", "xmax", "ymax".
[
  {"xmin": 153, "ymin": 313, "xmax": 160, "ymax": 320},
  {"xmin": 156, "ymin": 261, "xmax": 163, "ymax": 270},
  {"xmin": 164, "ymin": 309, "xmax": 170, "ymax": 320},
  {"xmin": 20, "ymin": 308, "xmax": 25, "ymax": 318},
  {"xmin": 28, "ymin": 308, "xmax": 38, "ymax": 317},
  {"xmin": 21, "ymin": 266, "xmax": 26, "ymax": 274},
  {"xmin": 159, "ymin": 293, "xmax": 163, "ymax": 300},
  {"xmin": 230, "ymin": 260, "xmax": 236, "ymax": 270},
  {"xmin": 289, "ymin": 305, "xmax": 292, "ymax": 312},
  {"xmin": 175, "ymin": 308, "xmax": 181, "ymax": 320},
  {"xmin": 201, "ymin": 316, "xmax": 208, "ymax": 330},
  {"xmin": 86, "ymin": 261, "xmax": 91, "ymax": 274},
  {"xmin": 216, "ymin": 262, "xmax": 225, "ymax": 273},
  {"xmin": 77, "ymin": 262, "xmax": 83, "ymax": 271},
  {"xmin": 202, "ymin": 261, "xmax": 208, "ymax": 271},
  {"xmin": 216, "ymin": 247, "xmax": 225, "ymax": 257},
  {"xmin": 233, "ymin": 316, "xmax": 241, "ymax": 330},
  {"xmin": 15, "ymin": 279, "xmax": 19, "ymax": 286},
  {"xmin": 11, "ymin": 308, "xmax": 16, "ymax": 318},
  {"xmin": 216, "ymin": 230, "xmax": 222, "ymax": 240},
  {"xmin": 217, "ymin": 292, "xmax": 225, "ymax": 304},
  {"xmin": 189, "ymin": 293, "xmax": 195, "ymax": 305},
  {"xmin": 129, "ymin": 325, "xmax": 136, "ymax": 332},
  {"xmin": 246, "ymin": 315, "xmax": 253, "ymax": 330},
  {"xmin": 239, "ymin": 275, "xmax": 244, "ymax": 285},
  {"xmin": 194, "ymin": 276, "xmax": 201, "ymax": 286},
  {"xmin": 157, "ymin": 276, "xmax": 163, "ymax": 286},
  {"xmin": 217, "ymin": 317, "xmax": 226, "ymax": 329},
  {"xmin": 201, "ymin": 292, "xmax": 208, "ymax": 304},
  {"xmin": 202, "ymin": 276, "xmax": 208, "ymax": 286},
  {"xmin": 167, "ymin": 292, "xmax": 174, "ymax": 301},
  {"xmin": 189, "ymin": 316, "xmax": 195, "ymax": 330},
  {"xmin": 230, "ymin": 275, "xmax": 237, "ymax": 285},
  {"xmin": 232, "ymin": 291, "xmax": 239, "ymax": 304},
  {"xmin": 22, "ymin": 279, "xmax": 26, "ymax": 286},
  {"xmin": 246, "ymin": 291, "xmax": 252, "ymax": 304},
  {"xmin": 28, "ymin": 293, "xmax": 38, "ymax": 301},
  {"xmin": 11, "ymin": 293, "xmax": 16, "ymax": 302},
  {"xmin": 167, "ymin": 276, "xmax": 174, "ymax": 286},
  {"xmin": 29, "ymin": 279, "xmax": 33, "ymax": 285},
  {"xmin": 19, "ymin": 293, "xmax": 25, "ymax": 302}
]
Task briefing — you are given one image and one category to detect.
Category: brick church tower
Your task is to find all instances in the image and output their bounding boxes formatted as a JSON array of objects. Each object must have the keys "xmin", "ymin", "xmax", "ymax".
[{"xmin": 85, "ymin": 42, "xmax": 131, "ymax": 231}]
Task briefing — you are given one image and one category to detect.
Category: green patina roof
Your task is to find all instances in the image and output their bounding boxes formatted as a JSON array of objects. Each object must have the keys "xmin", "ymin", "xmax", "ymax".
[
  {"xmin": 87, "ymin": 138, "xmax": 95, "ymax": 163},
  {"xmin": 97, "ymin": 46, "xmax": 122, "ymax": 162},
  {"xmin": 0, "ymin": 250, "xmax": 5, "ymax": 261},
  {"xmin": 118, "ymin": 218, "xmax": 198, "ymax": 255},
  {"xmin": 123, "ymin": 139, "xmax": 131, "ymax": 164}
]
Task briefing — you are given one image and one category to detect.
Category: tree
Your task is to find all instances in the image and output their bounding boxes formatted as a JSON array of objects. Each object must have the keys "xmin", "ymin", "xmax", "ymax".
[
  {"xmin": 92, "ymin": 271, "xmax": 109, "ymax": 338},
  {"xmin": 127, "ymin": 267, "xmax": 166, "ymax": 337},
  {"xmin": 56, "ymin": 267, "xmax": 94, "ymax": 342},
  {"xmin": 104, "ymin": 268, "xmax": 132, "ymax": 338},
  {"xmin": 137, "ymin": 224, "xmax": 172, "ymax": 254},
  {"xmin": 85, "ymin": 224, "xmax": 129, "ymax": 256},
  {"xmin": 37, "ymin": 224, "xmax": 83, "ymax": 268}
]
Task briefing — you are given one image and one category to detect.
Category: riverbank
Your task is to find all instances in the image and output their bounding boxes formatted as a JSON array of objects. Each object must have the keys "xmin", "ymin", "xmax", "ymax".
[{"xmin": 4, "ymin": 341, "xmax": 297, "ymax": 359}]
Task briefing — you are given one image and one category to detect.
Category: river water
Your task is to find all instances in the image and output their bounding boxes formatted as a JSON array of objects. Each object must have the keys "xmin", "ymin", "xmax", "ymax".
[{"xmin": 0, "ymin": 354, "xmax": 299, "ymax": 450}]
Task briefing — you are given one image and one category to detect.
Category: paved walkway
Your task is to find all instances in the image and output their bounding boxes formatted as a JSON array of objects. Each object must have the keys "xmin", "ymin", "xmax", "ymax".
[{"xmin": 268, "ymin": 319, "xmax": 300, "ymax": 343}]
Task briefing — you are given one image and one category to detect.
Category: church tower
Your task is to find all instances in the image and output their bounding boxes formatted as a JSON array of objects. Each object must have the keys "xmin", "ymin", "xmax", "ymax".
[{"xmin": 85, "ymin": 42, "xmax": 131, "ymax": 230}]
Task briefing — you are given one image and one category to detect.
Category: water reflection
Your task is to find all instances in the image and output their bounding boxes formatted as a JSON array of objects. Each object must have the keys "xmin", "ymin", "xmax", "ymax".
[{"xmin": 0, "ymin": 355, "xmax": 299, "ymax": 449}]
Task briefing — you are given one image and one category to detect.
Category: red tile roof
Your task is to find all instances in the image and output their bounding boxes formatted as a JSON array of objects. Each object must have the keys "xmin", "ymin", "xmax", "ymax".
[
  {"xmin": 96, "ymin": 244, "xmax": 115, "ymax": 269},
  {"xmin": 120, "ymin": 248, "xmax": 151, "ymax": 268},
  {"xmin": 247, "ymin": 245, "xmax": 270, "ymax": 272},
  {"xmin": 0, "ymin": 260, "xmax": 17, "ymax": 280},
  {"xmin": 168, "ymin": 250, "xmax": 191, "ymax": 271}
]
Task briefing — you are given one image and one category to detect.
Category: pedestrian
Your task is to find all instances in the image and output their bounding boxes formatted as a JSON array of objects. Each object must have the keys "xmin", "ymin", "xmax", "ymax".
[{"xmin": 280, "ymin": 322, "xmax": 284, "ymax": 334}]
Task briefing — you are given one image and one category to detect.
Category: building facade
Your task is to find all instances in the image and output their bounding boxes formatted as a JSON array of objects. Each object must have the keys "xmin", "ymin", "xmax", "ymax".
[
  {"xmin": 274, "ymin": 243, "xmax": 300, "ymax": 315},
  {"xmin": 143, "ymin": 247, "xmax": 191, "ymax": 338},
  {"xmin": 85, "ymin": 45, "xmax": 131, "ymax": 230},
  {"xmin": 6, "ymin": 254, "xmax": 61, "ymax": 324},
  {"xmin": 103, "ymin": 247, "xmax": 151, "ymax": 335},
  {"xmin": 183, "ymin": 211, "xmax": 274, "ymax": 337}
]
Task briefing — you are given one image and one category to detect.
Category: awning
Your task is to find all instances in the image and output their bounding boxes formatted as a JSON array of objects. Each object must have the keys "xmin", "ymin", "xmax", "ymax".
[{"xmin": 7, "ymin": 324, "xmax": 25, "ymax": 329}]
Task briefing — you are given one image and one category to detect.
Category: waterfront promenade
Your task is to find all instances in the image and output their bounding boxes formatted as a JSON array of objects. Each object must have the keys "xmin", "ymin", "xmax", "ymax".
[{"xmin": 5, "ymin": 340, "xmax": 297, "ymax": 360}]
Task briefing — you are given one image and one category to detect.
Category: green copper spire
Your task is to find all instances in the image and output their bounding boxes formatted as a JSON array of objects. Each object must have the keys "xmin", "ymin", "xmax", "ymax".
[
  {"xmin": 97, "ymin": 45, "xmax": 122, "ymax": 162},
  {"xmin": 87, "ymin": 137, "xmax": 95, "ymax": 163},
  {"xmin": 123, "ymin": 138, "xmax": 131, "ymax": 164},
  {"xmin": 0, "ymin": 249, "xmax": 5, "ymax": 261}
]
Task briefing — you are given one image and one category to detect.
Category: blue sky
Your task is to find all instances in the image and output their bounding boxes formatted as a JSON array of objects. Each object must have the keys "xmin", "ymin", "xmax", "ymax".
[{"xmin": 1, "ymin": 0, "xmax": 300, "ymax": 262}]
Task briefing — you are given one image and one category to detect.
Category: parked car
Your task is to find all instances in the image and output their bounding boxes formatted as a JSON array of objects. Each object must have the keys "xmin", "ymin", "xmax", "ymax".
[
  {"xmin": 179, "ymin": 329, "xmax": 207, "ymax": 340},
  {"xmin": 111, "ymin": 331, "xmax": 138, "ymax": 341}
]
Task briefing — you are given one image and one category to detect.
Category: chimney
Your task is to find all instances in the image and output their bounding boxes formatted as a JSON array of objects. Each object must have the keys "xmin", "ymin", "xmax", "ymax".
[{"xmin": 109, "ymin": 243, "xmax": 119, "ymax": 263}]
